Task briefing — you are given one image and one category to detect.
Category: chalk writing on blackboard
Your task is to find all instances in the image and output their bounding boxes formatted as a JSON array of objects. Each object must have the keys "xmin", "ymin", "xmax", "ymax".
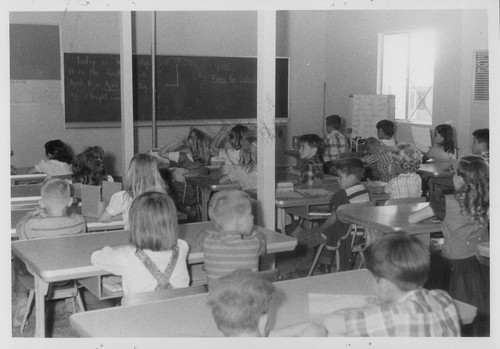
[{"xmin": 64, "ymin": 53, "xmax": 288, "ymax": 124}]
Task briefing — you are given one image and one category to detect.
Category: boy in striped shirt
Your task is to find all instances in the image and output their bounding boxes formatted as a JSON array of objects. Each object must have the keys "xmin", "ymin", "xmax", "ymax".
[{"xmin": 202, "ymin": 190, "xmax": 266, "ymax": 289}]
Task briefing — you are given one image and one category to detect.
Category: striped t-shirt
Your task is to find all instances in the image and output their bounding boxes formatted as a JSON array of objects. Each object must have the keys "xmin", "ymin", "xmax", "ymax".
[
  {"xmin": 18, "ymin": 212, "xmax": 86, "ymax": 240},
  {"xmin": 203, "ymin": 230, "xmax": 264, "ymax": 288}
]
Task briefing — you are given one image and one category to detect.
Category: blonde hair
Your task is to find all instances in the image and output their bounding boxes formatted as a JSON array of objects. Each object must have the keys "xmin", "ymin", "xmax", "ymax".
[
  {"xmin": 125, "ymin": 153, "xmax": 167, "ymax": 201},
  {"xmin": 239, "ymin": 136, "xmax": 257, "ymax": 173},
  {"xmin": 391, "ymin": 142, "xmax": 422, "ymax": 174},
  {"xmin": 41, "ymin": 178, "xmax": 71, "ymax": 208},
  {"xmin": 129, "ymin": 192, "xmax": 178, "ymax": 251},
  {"xmin": 454, "ymin": 155, "xmax": 489, "ymax": 227},
  {"xmin": 187, "ymin": 128, "xmax": 212, "ymax": 165},
  {"xmin": 208, "ymin": 190, "xmax": 252, "ymax": 231}
]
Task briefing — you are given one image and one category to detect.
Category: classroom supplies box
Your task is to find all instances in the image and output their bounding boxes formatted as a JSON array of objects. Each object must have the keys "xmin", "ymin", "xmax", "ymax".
[{"xmin": 81, "ymin": 182, "xmax": 122, "ymax": 218}]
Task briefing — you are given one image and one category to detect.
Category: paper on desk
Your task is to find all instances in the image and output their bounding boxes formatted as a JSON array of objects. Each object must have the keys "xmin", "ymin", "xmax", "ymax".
[
  {"xmin": 411, "ymin": 126, "xmax": 431, "ymax": 153},
  {"xmin": 309, "ymin": 293, "xmax": 380, "ymax": 317}
]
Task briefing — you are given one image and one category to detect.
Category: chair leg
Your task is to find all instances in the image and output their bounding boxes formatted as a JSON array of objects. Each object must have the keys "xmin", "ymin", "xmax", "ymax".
[
  {"xmin": 308, "ymin": 244, "xmax": 325, "ymax": 277},
  {"xmin": 334, "ymin": 250, "xmax": 340, "ymax": 273},
  {"xmin": 20, "ymin": 290, "xmax": 35, "ymax": 334}
]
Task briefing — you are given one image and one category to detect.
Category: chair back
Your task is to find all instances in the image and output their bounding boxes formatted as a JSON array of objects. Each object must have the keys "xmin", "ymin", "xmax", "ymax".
[
  {"xmin": 384, "ymin": 196, "xmax": 426, "ymax": 206},
  {"xmin": 121, "ymin": 285, "xmax": 207, "ymax": 307}
]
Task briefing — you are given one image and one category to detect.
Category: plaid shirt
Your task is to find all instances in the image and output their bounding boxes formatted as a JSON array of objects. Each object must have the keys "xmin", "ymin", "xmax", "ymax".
[
  {"xmin": 362, "ymin": 144, "xmax": 393, "ymax": 182},
  {"xmin": 344, "ymin": 288, "xmax": 461, "ymax": 337},
  {"xmin": 323, "ymin": 130, "xmax": 348, "ymax": 162},
  {"xmin": 299, "ymin": 154, "xmax": 324, "ymax": 184}
]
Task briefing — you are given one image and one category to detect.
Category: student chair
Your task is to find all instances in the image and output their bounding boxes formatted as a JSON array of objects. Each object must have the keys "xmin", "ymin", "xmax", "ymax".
[
  {"xmin": 307, "ymin": 201, "xmax": 376, "ymax": 276},
  {"xmin": 384, "ymin": 196, "xmax": 427, "ymax": 206},
  {"xmin": 120, "ymin": 285, "xmax": 208, "ymax": 307},
  {"xmin": 18, "ymin": 275, "xmax": 84, "ymax": 333}
]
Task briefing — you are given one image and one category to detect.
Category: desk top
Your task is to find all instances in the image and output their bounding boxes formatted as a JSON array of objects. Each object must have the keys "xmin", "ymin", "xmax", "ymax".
[
  {"xmin": 184, "ymin": 173, "xmax": 242, "ymax": 191},
  {"xmin": 70, "ymin": 269, "xmax": 476, "ymax": 337},
  {"xmin": 11, "ymin": 222, "xmax": 296, "ymax": 283},
  {"xmin": 337, "ymin": 202, "xmax": 441, "ymax": 235},
  {"xmin": 417, "ymin": 163, "xmax": 454, "ymax": 178}
]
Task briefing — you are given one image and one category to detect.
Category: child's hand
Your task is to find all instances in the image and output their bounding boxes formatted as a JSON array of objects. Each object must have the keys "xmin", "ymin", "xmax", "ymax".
[{"xmin": 296, "ymin": 322, "xmax": 327, "ymax": 337}]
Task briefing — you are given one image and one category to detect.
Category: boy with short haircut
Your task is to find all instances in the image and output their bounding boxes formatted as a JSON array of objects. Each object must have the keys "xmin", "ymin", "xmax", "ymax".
[
  {"xmin": 13, "ymin": 178, "xmax": 86, "ymax": 327},
  {"xmin": 289, "ymin": 133, "xmax": 324, "ymax": 184},
  {"xmin": 207, "ymin": 268, "xmax": 275, "ymax": 337},
  {"xmin": 376, "ymin": 119, "xmax": 396, "ymax": 147},
  {"xmin": 202, "ymin": 190, "xmax": 266, "ymax": 288},
  {"xmin": 323, "ymin": 115, "xmax": 348, "ymax": 163},
  {"xmin": 288, "ymin": 158, "xmax": 371, "ymax": 277},
  {"xmin": 472, "ymin": 128, "xmax": 489, "ymax": 163},
  {"xmin": 321, "ymin": 232, "xmax": 461, "ymax": 336},
  {"xmin": 16, "ymin": 178, "xmax": 86, "ymax": 239},
  {"xmin": 361, "ymin": 137, "xmax": 394, "ymax": 182}
]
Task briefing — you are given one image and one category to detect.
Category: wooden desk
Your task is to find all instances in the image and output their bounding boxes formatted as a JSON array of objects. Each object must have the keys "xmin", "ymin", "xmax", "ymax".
[
  {"xmin": 417, "ymin": 163, "xmax": 454, "ymax": 196},
  {"xmin": 11, "ymin": 221, "xmax": 296, "ymax": 337},
  {"xmin": 184, "ymin": 173, "xmax": 242, "ymax": 221},
  {"xmin": 69, "ymin": 269, "xmax": 476, "ymax": 337}
]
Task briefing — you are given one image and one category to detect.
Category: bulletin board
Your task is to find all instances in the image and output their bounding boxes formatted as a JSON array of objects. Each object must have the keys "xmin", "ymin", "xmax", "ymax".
[{"xmin": 348, "ymin": 94, "xmax": 395, "ymax": 139}]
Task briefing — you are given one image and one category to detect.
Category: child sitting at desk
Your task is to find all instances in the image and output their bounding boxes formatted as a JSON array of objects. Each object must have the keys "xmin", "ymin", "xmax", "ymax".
[
  {"xmin": 423, "ymin": 124, "xmax": 457, "ymax": 163},
  {"xmin": 384, "ymin": 142, "xmax": 422, "ymax": 199},
  {"xmin": 16, "ymin": 177, "xmax": 86, "ymax": 239},
  {"xmin": 201, "ymin": 190, "xmax": 266, "ymax": 289},
  {"xmin": 219, "ymin": 136, "xmax": 257, "ymax": 190},
  {"xmin": 361, "ymin": 137, "xmax": 394, "ymax": 182},
  {"xmin": 73, "ymin": 146, "xmax": 114, "ymax": 185},
  {"xmin": 99, "ymin": 153, "xmax": 167, "ymax": 229},
  {"xmin": 217, "ymin": 124, "xmax": 251, "ymax": 175},
  {"xmin": 319, "ymin": 232, "xmax": 461, "ymax": 336},
  {"xmin": 13, "ymin": 178, "xmax": 86, "ymax": 327},
  {"xmin": 91, "ymin": 192, "xmax": 189, "ymax": 294},
  {"xmin": 472, "ymin": 128, "xmax": 489, "ymax": 163},
  {"xmin": 29, "ymin": 139, "xmax": 73, "ymax": 176},
  {"xmin": 289, "ymin": 134, "xmax": 324, "ymax": 184},
  {"xmin": 288, "ymin": 158, "xmax": 370, "ymax": 278},
  {"xmin": 376, "ymin": 119, "xmax": 396, "ymax": 147}
]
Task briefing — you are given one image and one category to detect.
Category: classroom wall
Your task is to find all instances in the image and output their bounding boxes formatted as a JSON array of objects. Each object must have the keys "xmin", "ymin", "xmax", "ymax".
[
  {"xmin": 10, "ymin": 10, "xmax": 489, "ymax": 174},
  {"xmin": 319, "ymin": 9, "xmax": 489, "ymax": 155}
]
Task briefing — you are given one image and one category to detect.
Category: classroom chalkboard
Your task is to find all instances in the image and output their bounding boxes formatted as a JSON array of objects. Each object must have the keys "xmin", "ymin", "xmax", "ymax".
[{"xmin": 64, "ymin": 53, "xmax": 288, "ymax": 123}]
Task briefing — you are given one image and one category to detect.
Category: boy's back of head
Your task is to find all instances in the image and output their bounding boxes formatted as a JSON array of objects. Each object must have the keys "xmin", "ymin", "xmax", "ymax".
[
  {"xmin": 332, "ymin": 157, "xmax": 365, "ymax": 180},
  {"xmin": 326, "ymin": 115, "xmax": 342, "ymax": 130},
  {"xmin": 209, "ymin": 190, "xmax": 252, "ymax": 232},
  {"xmin": 207, "ymin": 268, "xmax": 275, "ymax": 337},
  {"xmin": 40, "ymin": 178, "xmax": 72, "ymax": 213},
  {"xmin": 472, "ymin": 128, "xmax": 489, "ymax": 149},
  {"xmin": 364, "ymin": 137, "xmax": 381, "ymax": 153},
  {"xmin": 364, "ymin": 232, "xmax": 429, "ymax": 292},
  {"xmin": 376, "ymin": 120, "xmax": 395, "ymax": 138}
]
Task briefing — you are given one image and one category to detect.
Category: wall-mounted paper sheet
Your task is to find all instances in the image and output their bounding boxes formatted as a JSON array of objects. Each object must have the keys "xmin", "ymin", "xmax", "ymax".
[{"xmin": 411, "ymin": 126, "xmax": 432, "ymax": 153}]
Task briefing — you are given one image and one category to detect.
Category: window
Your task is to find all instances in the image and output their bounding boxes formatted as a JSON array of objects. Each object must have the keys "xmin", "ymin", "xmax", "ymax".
[{"xmin": 378, "ymin": 31, "xmax": 436, "ymax": 125}]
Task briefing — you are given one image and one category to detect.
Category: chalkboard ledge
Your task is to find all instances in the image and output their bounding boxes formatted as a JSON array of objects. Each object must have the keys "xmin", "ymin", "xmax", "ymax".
[{"xmin": 66, "ymin": 118, "xmax": 289, "ymax": 129}]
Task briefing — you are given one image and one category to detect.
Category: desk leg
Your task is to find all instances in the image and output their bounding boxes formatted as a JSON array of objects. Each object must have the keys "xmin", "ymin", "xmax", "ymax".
[
  {"xmin": 34, "ymin": 275, "xmax": 49, "ymax": 337},
  {"xmin": 260, "ymin": 253, "xmax": 276, "ymax": 270},
  {"xmin": 277, "ymin": 208, "xmax": 286, "ymax": 234},
  {"xmin": 201, "ymin": 189, "xmax": 210, "ymax": 221}
]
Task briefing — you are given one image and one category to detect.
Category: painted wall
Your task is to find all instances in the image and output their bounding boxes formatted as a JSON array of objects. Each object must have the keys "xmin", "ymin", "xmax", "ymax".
[{"xmin": 10, "ymin": 10, "xmax": 489, "ymax": 174}]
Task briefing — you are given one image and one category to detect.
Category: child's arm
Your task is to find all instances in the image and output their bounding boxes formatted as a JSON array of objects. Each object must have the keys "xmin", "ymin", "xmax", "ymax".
[
  {"xmin": 268, "ymin": 322, "xmax": 327, "ymax": 337},
  {"xmin": 219, "ymin": 174, "xmax": 231, "ymax": 184},
  {"xmin": 408, "ymin": 205, "xmax": 434, "ymax": 223},
  {"xmin": 16, "ymin": 208, "xmax": 45, "ymax": 240},
  {"xmin": 98, "ymin": 209, "xmax": 114, "ymax": 223},
  {"xmin": 321, "ymin": 312, "xmax": 348, "ymax": 336},
  {"xmin": 251, "ymin": 226, "xmax": 268, "ymax": 255}
]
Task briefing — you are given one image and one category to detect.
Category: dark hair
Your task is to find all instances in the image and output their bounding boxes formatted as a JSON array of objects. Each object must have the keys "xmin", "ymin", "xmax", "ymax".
[
  {"xmin": 187, "ymin": 128, "xmax": 212, "ymax": 165},
  {"xmin": 44, "ymin": 139, "xmax": 72, "ymax": 164},
  {"xmin": 129, "ymin": 191, "xmax": 178, "ymax": 251},
  {"xmin": 325, "ymin": 115, "xmax": 342, "ymax": 130},
  {"xmin": 472, "ymin": 128, "xmax": 489, "ymax": 149},
  {"xmin": 298, "ymin": 134, "xmax": 324, "ymax": 155},
  {"xmin": 376, "ymin": 120, "xmax": 395, "ymax": 138},
  {"xmin": 229, "ymin": 125, "xmax": 250, "ymax": 151},
  {"xmin": 73, "ymin": 146, "xmax": 108, "ymax": 185},
  {"xmin": 365, "ymin": 232, "xmax": 429, "ymax": 291},
  {"xmin": 207, "ymin": 269, "xmax": 275, "ymax": 336},
  {"xmin": 333, "ymin": 157, "xmax": 365, "ymax": 179},
  {"xmin": 434, "ymin": 124, "xmax": 455, "ymax": 154}
]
